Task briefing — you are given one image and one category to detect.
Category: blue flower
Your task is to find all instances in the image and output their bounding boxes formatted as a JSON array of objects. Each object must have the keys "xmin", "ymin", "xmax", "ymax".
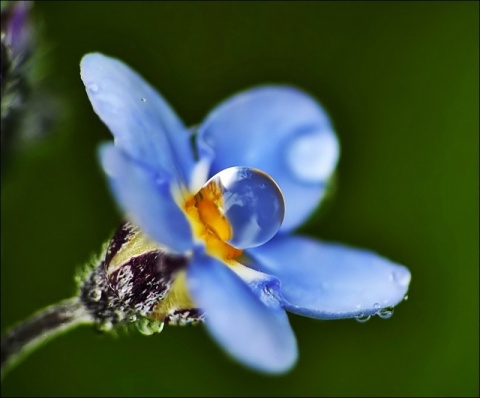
[{"xmin": 80, "ymin": 53, "xmax": 411, "ymax": 374}]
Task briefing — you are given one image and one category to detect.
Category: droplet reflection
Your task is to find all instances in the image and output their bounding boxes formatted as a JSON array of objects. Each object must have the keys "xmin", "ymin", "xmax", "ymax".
[
  {"xmin": 194, "ymin": 166, "xmax": 285, "ymax": 249},
  {"xmin": 377, "ymin": 306, "xmax": 394, "ymax": 319},
  {"xmin": 355, "ymin": 313, "xmax": 371, "ymax": 323}
]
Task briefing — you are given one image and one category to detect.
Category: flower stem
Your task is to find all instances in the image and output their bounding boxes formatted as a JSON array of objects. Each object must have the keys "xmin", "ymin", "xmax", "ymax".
[{"xmin": 1, "ymin": 297, "xmax": 93, "ymax": 379}]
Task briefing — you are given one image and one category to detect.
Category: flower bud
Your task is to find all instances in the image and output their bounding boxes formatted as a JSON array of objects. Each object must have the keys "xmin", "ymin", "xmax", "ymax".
[{"xmin": 79, "ymin": 222, "xmax": 204, "ymax": 331}]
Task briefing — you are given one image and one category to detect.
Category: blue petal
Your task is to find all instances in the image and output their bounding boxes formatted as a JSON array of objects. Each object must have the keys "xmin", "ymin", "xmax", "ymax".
[
  {"xmin": 248, "ymin": 235, "xmax": 411, "ymax": 319},
  {"xmin": 186, "ymin": 252, "xmax": 297, "ymax": 374},
  {"xmin": 197, "ymin": 86, "xmax": 339, "ymax": 231},
  {"xmin": 81, "ymin": 53, "xmax": 195, "ymax": 187},
  {"xmin": 99, "ymin": 143, "xmax": 193, "ymax": 253}
]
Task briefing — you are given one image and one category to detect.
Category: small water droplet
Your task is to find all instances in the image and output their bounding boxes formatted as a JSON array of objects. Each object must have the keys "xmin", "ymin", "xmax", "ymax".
[
  {"xmin": 373, "ymin": 303, "xmax": 380, "ymax": 310},
  {"xmin": 404, "ymin": 294, "xmax": 409, "ymax": 301},
  {"xmin": 98, "ymin": 321, "xmax": 113, "ymax": 332},
  {"xmin": 88, "ymin": 288, "xmax": 102, "ymax": 302},
  {"xmin": 355, "ymin": 313, "xmax": 371, "ymax": 323},
  {"xmin": 194, "ymin": 166, "xmax": 285, "ymax": 249},
  {"xmin": 136, "ymin": 317, "xmax": 164, "ymax": 336},
  {"xmin": 140, "ymin": 97, "xmax": 146, "ymax": 102},
  {"xmin": 378, "ymin": 307, "xmax": 394, "ymax": 319},
  {"xmin": 87, "ymin": 83, "xmax": 99, "ymax": 93}
]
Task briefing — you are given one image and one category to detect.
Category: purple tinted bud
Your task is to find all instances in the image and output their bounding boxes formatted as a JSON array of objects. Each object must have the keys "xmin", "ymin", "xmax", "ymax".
[
  {"xmin": 1, "ymin": 1, "xmax": 33, "ymax": 89},
  {"xmin": 4, "ymin": 1, "xmax": 32, "ymax": 60},
  {"xmin": 1, "ymin": 2, "xmax": 59, "ymax": 175}
]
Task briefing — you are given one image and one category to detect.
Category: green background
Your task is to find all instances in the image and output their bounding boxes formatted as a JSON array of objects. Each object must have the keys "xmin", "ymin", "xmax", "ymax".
[{"xmin": 1, "ymin": 1, "xmax": 478, "ymax": 396}]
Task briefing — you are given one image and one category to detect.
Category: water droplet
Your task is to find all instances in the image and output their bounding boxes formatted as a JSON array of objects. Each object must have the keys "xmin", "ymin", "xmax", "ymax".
[
  {"xmin": 286, "ymin": 129, "xmax": 338, "ymax": 183},
  {"xmin": 355, "ymin": 313, "xmax": 371, "ymax": 323},
  {"xmin": 88, "ymin": 288, "xmax": 102, "ymax": 302},
  {"xmin": 140, "ymin": 97, "xmax": 147, "ymax": 102},
  {"xmin": 194, "ymin": 167, "xmax": 285, "ymax": 249},
  {"xmin": 377, "ymin": 306, "xmax": 394, "ymax": 319},
  {"xmin": 87, "ymin": 83, "xmax": 99, "ymax": 93},
  {"xmin": 136, "ymin": 317, "xmax": 164, "ymax": 336},
  {"xmin": 98, "ymin": 321, "xmax": 113, "ymax": 332},
  {"xmin": 373, "ymin": 303, "xmax": 380, "ymax": 310},
  {"xmin": 404, "ymin": 294, "xmax": 409, "ymax": 301}
]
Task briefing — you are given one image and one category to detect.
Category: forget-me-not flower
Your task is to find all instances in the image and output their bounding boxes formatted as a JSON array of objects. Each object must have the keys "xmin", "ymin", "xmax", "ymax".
[{"xmin": 80, "ymin": 53, "xmax": 411, "ymax": 374}]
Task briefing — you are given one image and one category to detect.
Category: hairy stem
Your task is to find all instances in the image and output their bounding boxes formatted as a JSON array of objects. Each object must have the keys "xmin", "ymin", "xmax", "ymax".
[{"xmin": 1, "ymin": 297, "xmax": 92, "ymax": 378}]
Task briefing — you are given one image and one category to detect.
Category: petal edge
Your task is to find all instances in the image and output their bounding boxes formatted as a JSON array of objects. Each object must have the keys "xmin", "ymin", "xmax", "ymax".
[
  {"xmin": 248, "ymin": 235, "xmax": 411, "ymax": 319},
  {"xmin": 99, "ymin": 143, "xmax": 193, "ymax": 253},
  {"xmin": 81, "ymin": 52, "xmax": 195, "ymax": 186},
  {"xmin": 187, "ymin": 253, "xmax": 297, "ymax": 374}
]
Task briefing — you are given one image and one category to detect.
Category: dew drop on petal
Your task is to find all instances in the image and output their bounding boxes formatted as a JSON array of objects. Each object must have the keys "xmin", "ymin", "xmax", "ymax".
[
  {"xmin": 377, "ymin": 306, "xmax": 394, "ymax": 319},
  {"xmin": 194, "ymin": 166, "xmax": 285, "ymax": 249},
  {"xmin": 355, "ymin": 313, "xmax": 371, "ymax": 323}
]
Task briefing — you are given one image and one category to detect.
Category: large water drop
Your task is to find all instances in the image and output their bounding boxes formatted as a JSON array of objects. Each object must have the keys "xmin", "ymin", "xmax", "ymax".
[{"xmin": 194, "ymin": 166, "xmax": 285, "ymax": 249}]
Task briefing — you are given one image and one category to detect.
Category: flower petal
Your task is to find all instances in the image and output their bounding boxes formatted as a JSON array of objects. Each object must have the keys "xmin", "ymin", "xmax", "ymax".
[
  {"xmin": 99, "ymin": 143, "xmax": 193, "ymax": 253},
  {"xmin": 81, "ymin": 52, "xmax": 195, "ymax": 186},
  {"xmin": 248, "ymin": 235, "xmax": 411, "ymax": 319},
  {"xmin": 186, "ymin": 252, "xmax": 297, "ymax": 374},
  {"xmin": 197, "ymin": 86, "xmax": 339, "ymax": 231}
]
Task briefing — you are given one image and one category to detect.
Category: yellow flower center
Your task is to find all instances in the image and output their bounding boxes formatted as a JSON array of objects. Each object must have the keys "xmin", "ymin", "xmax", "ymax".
[
  {"xmin": 183, "ymin": 179, "xmax": 243, "ymax": 264},
  {"xmin": 151, "ymin": 180, "xmax": 244, "ymax": 322}
]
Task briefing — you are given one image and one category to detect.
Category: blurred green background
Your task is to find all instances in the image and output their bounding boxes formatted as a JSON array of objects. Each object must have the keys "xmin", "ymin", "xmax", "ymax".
[{"xmin": 1, "ymin": 1, "xmax": 478, "ymax": 396}]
